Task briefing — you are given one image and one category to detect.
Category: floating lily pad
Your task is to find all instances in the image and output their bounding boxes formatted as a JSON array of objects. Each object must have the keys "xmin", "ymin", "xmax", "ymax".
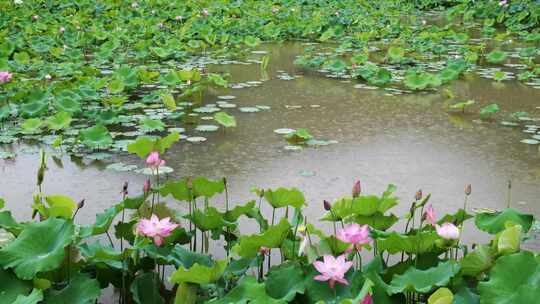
[
  {"xmin": 520, "ymin": 139, "xmax": 540, "ymax": 145},
  {"xmin": 186, "ymin": 136, "xmax": 207, "ymax": 143},
  {"xmin": 105, "ymin": 162, "xmax": 138, "ymax": 172},
  {"xmin": 196, "ymin": 125, "xmax": 219, "ymax": 132},
  {"xmin": 239, "ymin": 107, "xmax": 261, "ymax": 113},
  {"xmin": 274, "ymin": 128, "xmax": 295, "ymax": 135}
]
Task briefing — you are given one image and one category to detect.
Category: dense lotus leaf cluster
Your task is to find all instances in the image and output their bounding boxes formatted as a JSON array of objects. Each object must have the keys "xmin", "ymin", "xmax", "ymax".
[{"xmin": 0, "ymin": 135, "xmax": 539, "ymax": 303}]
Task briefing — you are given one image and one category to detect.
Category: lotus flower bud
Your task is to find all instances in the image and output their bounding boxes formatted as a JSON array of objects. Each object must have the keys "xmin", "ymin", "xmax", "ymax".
[
  {"xmin": 323, "ymin": 200, "xmax": 332, "ymax": 211},
  {"xmin": 465, "ymin": 184, "xmax": 471, "ymax": 196},
  {"xmin": 415, "ymin": 189, "xmax": 423, "ymax": 201},
  {"xmin": 122, "ymin": 181, "xmax": 129, "ymax": 195},
  {"xmin": 143, "ymin": 179, "xmax": 151, "ymax": 194},
  {"xmin": 298, "ymin": 225, "xmax": 307, "ymax": 236},
  {"xmin": 32, "ymin": 15, "xmax": 39, "ymax": 21},
  {"xmin": 222, "ymin": 177, "xmax": 227, "ymax": 186},
  {"xmin": 352, "ymin": 180, "xmax": 361, "ymax": 198},
  {"xmin": 77, "ymin": 199, "xmax": 85, "ymax": 209},
  {"xmin": 186, "ymin": 177, "xmax": 193, "ymax": 189},
  {"xmin": 259, "ymin": 246, "xmax": 270, "ymax": 255}
]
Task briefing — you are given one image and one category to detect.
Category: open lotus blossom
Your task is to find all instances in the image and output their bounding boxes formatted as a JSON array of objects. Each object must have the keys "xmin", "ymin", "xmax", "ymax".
[
  {"xmin": 313, "ymin": 254, "xmax": 353, "ymax": 288},
  {"xmin": 0, "ymin": 71, "xmax": 13, "ymax": 83},
  {"xmin": 337, "ymin": 223, "xmax": 371, "ymax": 252},
  {"xmin": 436, "ymin": 222, "xmax": 460, "ymax": 240},
  {"xmin": 136, "ymin": 214, "xmax": 179, "ymax": 246},
  {"xmin": 423, "ymin": 205, "xmax": 436, "ymax": 226},
  {"xmin": 146, "ymin": 151, "xmax": 165, "ymax": 169},
  {"xmin": 362, "ymin": 294, "xmax": 373, "ymax": 304}
]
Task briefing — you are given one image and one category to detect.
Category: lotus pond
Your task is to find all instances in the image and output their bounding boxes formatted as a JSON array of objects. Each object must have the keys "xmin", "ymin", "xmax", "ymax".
[{"xmin": 1, "ymin": 0, "xmax": 540, "ymax": 303}]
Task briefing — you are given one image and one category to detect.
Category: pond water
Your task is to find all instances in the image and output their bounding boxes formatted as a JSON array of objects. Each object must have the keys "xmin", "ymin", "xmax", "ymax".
[{"xmin": 1, "ymin": 42, "xmax": 540, "ymax": 250}]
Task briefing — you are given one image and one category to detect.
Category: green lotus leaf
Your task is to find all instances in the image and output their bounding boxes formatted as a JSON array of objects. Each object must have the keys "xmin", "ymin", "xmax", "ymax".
[
  {"xmin": 0, "ymin": 210, "xmax": 24, "ymax": 235},
  {"xmin": 453, "ymin": 286, "xmax": 479, "ymax": 304},
  {"xmin": 127, "ymin": 132, "xmax": 180, "ymax": 158},
  {"xmin": 20, "ymin": 100, "xmax": 49, "ymax": 118},
  {"xmin": 496, "ymin": 224, "xmax": 522, "ymax": 254},
  {"xmin": 0, "ymin": 268, "xmax": 32, "ymax": 303},
  {"xmin": 264, "ymin": 187, "xmax": 306, "ymax": 209},
  {"xmin": 207, "ymin": 73, "xmax": 228, "ymax": 87},
  {"xmin": 162, "ymin": 93, "xmax": 176, "ymax": 111},
  {"xmin": 376, "ymin": 231, "xmax": 439, "ymax": 255},
  {"xmin": 96, "ymin": 109, "xmax": 120, "ymax": 125},
  {"xmin": 353, "ymin": 212, "xmax": 399, "ymax": 231},
  {"xmin": 285, "ymin": 128, "xmax": 313, "ymax": 144},
  {"xmin": 214, "ymin": 111, "xmax": 236, "ymax": 128},
  {"xmin": 388, "ymin": 261, "xmax": 460, "ymax": 294},
  {"xmin": 80, "ymin": 203, "xmax": 123, "ymax": 237},
  {"xmin": 20, "ymin": 118, "xmax": 43, "ymax": 134},
  {"xmin": 368, "ymin": 68, "xmax": 392, "ymax": 86},
  {"xmin": 151, "ymin": 47, "xmax": 172, "ymax": 59},
  {"xmin": 233, "ymin": 218, "xmax": 291, "ymax": 258},
  {"xmin": 474, "ymin": 208, "xmax": 534, "ymax": 234},
  {"xmin": 265, "ymin": 262, "xmax": 306, "ymax": 301},
  {"xmin": 79, "ymin": 124, "xmax": 113, "ymax": 149},
  {"xmin": 139, "ymin": 117, "xmax": 165, "ymax": 133},
  {"xmin": 207, "ymin": 276, "xmax": 285, "ymax": 304},
  {"xmin": 0, "ymin": 217, "xmax": 75, "ymax": 280},
  {"xmin": 46, "ymin": 111, "xmax": 72, "ymax": 131},
  {"xmin": 186, "ymin": 207, "xmax": 229, "ymax": 232},
  {"xmin": 479, "ymin": 103, "xmax": 500, "ymax": 119},
  {"xmin": 437, "ymin": 208, "xmax": 473, "ymax": 226},
  {"xmin": 78, "ymin": 242, "xmax": 122, "ymax": 269},
  {"xmin": 170, "ymin": 259, "xmax": 227, "ymax": 285},
  {"xmin": 387, "ymin": 46, "xmax": 405, "ymax": 63},
  {"xmin": 160, "ymin": 178, "xmax": 191, "ymax": 201},
  {"xmin": 428, "ymin": 287, "xmax": 453, "ymax": 304},
  {"xmin": 43, "ymin": 273, "xmax": 100, "ymax": 304},
  {"xmin": 450, "ymin": 100, "xmax": 475, "ymax": 112},
  {"xmin": 460, "ymin": 245, "xmax": 493, "ymax": 276},
  {"xmin": 54, "ymin": 96, "xmax": 81, "ymax": 113},
  {"xmin": 327, "ymin": 59, "xmax": 348, "ymax": 73},
  {"xmin": 108, "ymin": 79, "xmax": 125, "ymax": 94},
  {"xmin": 486, "ymin": 50, "xmax": 508, "ymax": 64},
  {"xmin": 224, "ymin": 201, "xmax": 268, "ymax": 230},
  {"xmin": 478, "ymin": 251, "xmax": 540, "ymax": 303},
  {"xmin": 44, "ymin": 194, "xmax": 78, "ymax": 219},
  {"xmin": 321, "ymin": 185, "xmax": 398, "ymax": 221},
  {"xmin": 145, "ymin": 244, "xmax": 213, "ymax": 269},
  {"xmin": 178, "ymin": 69, "xmax": 201, "ymax": 82},
  {"xmin": 13, "ymin": 288, "xmax": 43, "ymax": 304},
  {"xmin": 244, "ymin": 36, "xmax": 261, "ymax": 47},
  {"xmin": 130, "ymin": 272, "xmax": 164, "ymax": 304},
  {"xmin": 404, "ymin": 70, "xmax": 432, "ymax": 90},
  {"xmin": 519, "ymin": 47, "xmax": 538, "ymax": 58}
]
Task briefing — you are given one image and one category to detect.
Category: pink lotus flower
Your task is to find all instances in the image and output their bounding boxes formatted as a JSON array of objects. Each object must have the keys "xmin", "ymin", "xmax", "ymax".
[
  {"xmin": 424, "ymin": 205, "xmax": 436, "ymax": 226},
  {"xmin": 362, "ymin": 293, "xmax": 373, "ymax": 304},
  {"xmin": 313, "ymin": 254, "xmax": 353, "ymax": 288},
  {"xmin": 146, "ymin": 151, "xmax": 165, "ymax": 168},
  {"xmin": 352, "ymin": 180, "xmax": 361, "ymax": 198},
  {"xmin": 259, "ymin": 246, "xmax": 270, "ymax": 255},
  {"xmin": 336, "ymin": 224, "xmax": 371, "ymax": 251},
  {"xmin": 0, "ymin": 71, "xmax": 13, "ymax": 83},
  {"xmin": 436, "ymin": 222, "xmax": 460, "ymax": 240},
  {"xmin": 136, "ymin": 214, "xmax": 179, "ymax": 246}
]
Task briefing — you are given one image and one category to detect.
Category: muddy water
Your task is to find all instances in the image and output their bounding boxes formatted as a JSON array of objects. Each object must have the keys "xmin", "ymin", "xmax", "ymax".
[{"xmin": 1, "ymin": 42, "xmax": 540, "ymax": 251}]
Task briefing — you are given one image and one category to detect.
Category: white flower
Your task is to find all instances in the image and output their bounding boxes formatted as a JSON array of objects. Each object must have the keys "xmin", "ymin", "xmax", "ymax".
[{"xmin": 14, "ymin": 0, "xmax": 23, "ymax": 5}]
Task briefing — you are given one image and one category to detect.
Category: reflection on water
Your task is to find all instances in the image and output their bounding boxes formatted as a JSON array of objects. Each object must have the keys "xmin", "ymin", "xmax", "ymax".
[{"xmin": 1, "ymin": 42, "xmax": 540, "ymax": 250}]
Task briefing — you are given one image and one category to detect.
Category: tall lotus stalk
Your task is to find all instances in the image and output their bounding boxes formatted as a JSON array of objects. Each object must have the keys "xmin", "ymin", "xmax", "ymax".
[
  {"xmin": 120, "ymin": 182, "xmax": 128, "ymax": 304},
  {"xmin": 324, "ymin": 200, "xmax": 338, "ymax": 254}
]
